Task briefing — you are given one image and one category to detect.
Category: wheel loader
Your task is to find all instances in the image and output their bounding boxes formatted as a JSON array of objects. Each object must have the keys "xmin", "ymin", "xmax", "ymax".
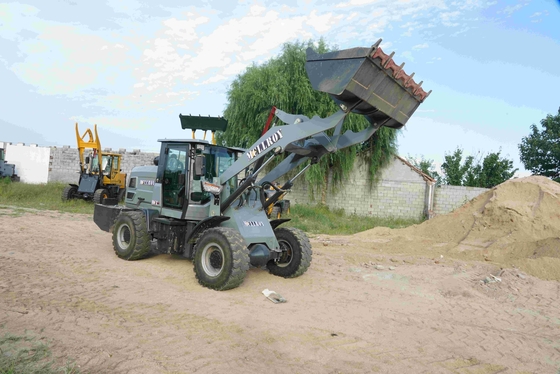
[
  {"xmin": 62, "ymin": 124, "xmax": 127, "ymax": 204},
  {"xmin": 0, "ymin": 148, "xmax": 20, "ymax": 182},
  {"xmin": 93, "ymin": 39, "xmax": 431, "ymax": 290}
]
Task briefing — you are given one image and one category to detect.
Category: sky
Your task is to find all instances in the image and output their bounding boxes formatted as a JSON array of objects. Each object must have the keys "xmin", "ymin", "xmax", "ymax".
[{"xmin": 1, "ymin": 0, "xmax": 559, "ymax": 176}]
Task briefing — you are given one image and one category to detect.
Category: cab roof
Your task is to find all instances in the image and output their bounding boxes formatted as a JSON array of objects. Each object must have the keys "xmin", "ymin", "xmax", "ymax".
[{"xmin": 157, "ymin": 139, "xmax": 245, "ymax": 153}]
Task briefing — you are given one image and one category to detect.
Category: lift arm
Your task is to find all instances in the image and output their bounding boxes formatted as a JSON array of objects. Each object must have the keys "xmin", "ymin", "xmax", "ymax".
[{"xmin": 218, "ymin": 39, "xmax": 431, "ymax": 213}]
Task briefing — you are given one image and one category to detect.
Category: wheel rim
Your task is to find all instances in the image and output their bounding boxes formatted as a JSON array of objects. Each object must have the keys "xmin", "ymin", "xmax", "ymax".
[
  {"xmin": 201, "ymin": 243, "xmax": 225, "ymax": 277},
  {"xmin": 276, "ymin": 239, "xmax": 293, "ymax": 267},
  {"xmin": 116, "ymin": 223, "xmax": 131, "ymax": 251}
]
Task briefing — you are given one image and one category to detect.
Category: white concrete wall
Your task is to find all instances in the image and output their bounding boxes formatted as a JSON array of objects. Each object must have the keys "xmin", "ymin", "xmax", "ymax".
[{"xmin": 3, "ymin": 143, "xmax": 51, "ymax": 184}]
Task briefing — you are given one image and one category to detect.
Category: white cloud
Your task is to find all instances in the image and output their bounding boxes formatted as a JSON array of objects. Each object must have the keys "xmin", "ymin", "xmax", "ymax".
[
  {"xmin": 133, "ymin": 5, "xmax": 336, "ymax": 106},
  {"xmin": 306, "ymin": 10, "xmax": 343, "ymax": 33},
  {"xmin": 163, "ymin": 16, "xmax": 209, "ymax": 42},
  {"xmin": 499, "ymin": 2, "xmax": 529, "ymax": 16},
  {"xmin": 529, "ymin": 9, "xmax": 548, "ymax": 23},
  {"xmin": 440, "ymin": 11, "xmax": 460, "ymax": 26},
  {"xmin": 335, "ymin": 0, "xmax": 377, "ymax": 8},
  {"xmin": 451, "ymin": 0, "xmax": 497, "ymax": 11},
  {"xmin": 6, "ymin": 11, "xmax": 136, "ymax": 96},
  {"xmin": 412, "ymin": 43, "xmax": 429, "ymax": 50}
]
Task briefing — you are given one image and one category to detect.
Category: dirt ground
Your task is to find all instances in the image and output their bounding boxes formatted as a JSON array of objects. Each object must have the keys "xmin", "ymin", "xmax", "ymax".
[{"xmin": 1, "ymin": 176, "xmax": 559, "ymax": 374}]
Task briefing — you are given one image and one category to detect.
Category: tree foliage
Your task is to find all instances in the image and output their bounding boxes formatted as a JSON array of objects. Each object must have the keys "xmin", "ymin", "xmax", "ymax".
[
  {"xmin": 518, "ymin": 107, "xmax": 560, "ymax": 182},
  {"xmin": 441, "ymin": 148, "xmax": 473, "ymax": 186},
  {"xmin": 441, "ymin": 147, "xmax": 517, "ymax": 188},
  {"xmin": 218, "ymin": 39, "xmax": 398, "ymax": 201}
]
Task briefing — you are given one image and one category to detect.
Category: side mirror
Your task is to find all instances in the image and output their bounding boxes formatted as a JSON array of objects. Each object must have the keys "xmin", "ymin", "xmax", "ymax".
[
  {"xmin": 195, "ymin": 155, "xmax": 206, "ymax": 177},
  {"xmin": 153, "ymin": 156, "xmax": 159, "ymax": 166}
]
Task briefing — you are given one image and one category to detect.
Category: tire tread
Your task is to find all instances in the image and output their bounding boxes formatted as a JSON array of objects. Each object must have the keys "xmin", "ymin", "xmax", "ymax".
[
  {"xmin": 113, "ymin": 211, "xmax": 151, "ymax": 261},
  {"xmin": 194, "ymin": 227, "xmax": 249, "ymax": 291},
  {"xmin": 268, "ymin": 227, "xmax": 312, "ymax": 278}
]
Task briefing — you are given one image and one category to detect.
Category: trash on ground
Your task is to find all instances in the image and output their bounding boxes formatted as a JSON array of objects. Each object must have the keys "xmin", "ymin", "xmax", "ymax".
[
  {"xmin": 262, "ymin": 289, "xmax": 287, "ymax": 303},
  {"xmin": 482, "ymin": 274, "xmax": 502, "ymax": 284}
]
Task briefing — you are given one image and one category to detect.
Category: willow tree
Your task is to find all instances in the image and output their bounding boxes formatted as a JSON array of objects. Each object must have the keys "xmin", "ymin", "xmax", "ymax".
[{"xmin": 218, "ymin": 39, "xmax": 398, "ymax": 203}]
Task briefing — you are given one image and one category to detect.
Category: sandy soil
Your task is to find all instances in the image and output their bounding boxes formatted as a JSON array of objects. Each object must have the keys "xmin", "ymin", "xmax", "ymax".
[{"xmin": 1, "ymin": 176, "xmax": 559, "ymax": 373}]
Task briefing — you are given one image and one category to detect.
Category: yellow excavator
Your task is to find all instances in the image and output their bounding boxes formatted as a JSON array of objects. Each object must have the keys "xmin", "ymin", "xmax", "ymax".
[{"xmin": 61, "ymin": 124, "xmax": 127, "ymax": 204}]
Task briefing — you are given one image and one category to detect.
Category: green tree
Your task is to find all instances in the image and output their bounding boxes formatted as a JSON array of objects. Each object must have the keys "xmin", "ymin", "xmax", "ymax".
[
  {"xmin": 474, "ymin": 151, "xmax": 518, "ymax": 188},
  {"xmin": 440, "ymin": 147, "xmax": 517, "ymax": 187},
  {"xmin": 519, "ymin": 107, "xmax": 560, "ymax": 182},
  {"xmin": 218, "ymin": 39, "xmax": 398, "ymax": 202},
  {"xmin": 441, "ymin": 148, "xmax": 473, "ymax": 186}
]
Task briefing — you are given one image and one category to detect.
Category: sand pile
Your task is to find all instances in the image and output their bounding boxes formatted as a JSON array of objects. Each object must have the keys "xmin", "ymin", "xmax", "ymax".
[{"xmin": 355, "ymin": 176, "xmax": 560, "ymax": 280}]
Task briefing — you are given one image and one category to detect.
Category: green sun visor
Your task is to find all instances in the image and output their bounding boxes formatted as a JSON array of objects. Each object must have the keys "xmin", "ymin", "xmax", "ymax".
[{"xmin": 179, "ymin": 114, "xmax": 228, "ymax": 132}]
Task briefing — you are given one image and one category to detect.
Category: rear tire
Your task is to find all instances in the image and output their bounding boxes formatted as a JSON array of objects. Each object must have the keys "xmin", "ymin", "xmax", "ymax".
[
  {"xmin": 112, "ymin": 211, "xmax": 151, "ymax": 260},
  {"xmin": 267, "ymin": 227, "xmax": 312, "ymax": 278},
  {"xmin": 193, "ymin": 227, "xmax": 249, "ymax": 291},
  {"xmin": 62, "ymin": 185, "xmax": 77, "ymax": 201},
  {"xmin": 93, "ymin": 188, "xmax": 109, "ymax": 204}
]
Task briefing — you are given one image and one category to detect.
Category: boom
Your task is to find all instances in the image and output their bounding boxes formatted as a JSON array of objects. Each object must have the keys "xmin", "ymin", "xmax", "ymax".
[{"xmin": 219, "ymin": 39, "xmax": 431, "ymax": 212}]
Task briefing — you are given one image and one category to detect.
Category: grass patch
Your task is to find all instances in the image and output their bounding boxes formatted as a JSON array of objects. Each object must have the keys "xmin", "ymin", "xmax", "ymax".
[
  {"xmin": 0, "ymin": 329, "xmax": 81, "ymax": 374},
  {"xmin": 286, "ymin": 204, "xmax": 423, "ymax": 235},
  {"xmin": 0, "ymin": 180, "xmax": 93, "ymax": 214},
  {"xmin": 0, "ymin": 180, "xmax": 421, "ymax": 234}
]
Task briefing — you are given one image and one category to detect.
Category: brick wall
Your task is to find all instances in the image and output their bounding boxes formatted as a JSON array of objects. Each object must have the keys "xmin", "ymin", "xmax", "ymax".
[
  {"xmin": 433, "ymin": 185, "xmax": 489, "ymax": 215},
  {"xmin": 48, "ymin": 146, "xmax": 159, "ymax": 184},
  {"xmin": 286, "ymin": 157, "xmax": 430, "ymax": 220},
  {"xmin": 285, "ymin": 156, "xmax": 489, "ymax": 219},
  {"xmin": 47, "ymin": 146, "xmax": 80, "ymax": 183}
]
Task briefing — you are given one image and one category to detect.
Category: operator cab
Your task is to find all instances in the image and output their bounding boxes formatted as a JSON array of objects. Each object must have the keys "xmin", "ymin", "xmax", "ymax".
[{"xmin": 152, "ymin": 139, "xmax": 241, "ymax": 215}]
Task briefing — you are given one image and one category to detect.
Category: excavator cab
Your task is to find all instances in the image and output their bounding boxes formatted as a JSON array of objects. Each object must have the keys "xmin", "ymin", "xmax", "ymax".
[{"xmin": 61, "ymin": 124, "xmax": 127, "ymax": 204}]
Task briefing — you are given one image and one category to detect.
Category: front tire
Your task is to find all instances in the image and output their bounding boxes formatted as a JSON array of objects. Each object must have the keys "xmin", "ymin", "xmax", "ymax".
[
  {"xmin": 62, "ymin": 185, "xmax": 77, "ymax": 201},
  {"xmin": 112, "ymin": 211, "xmax": 151, "ymax": 260},
  {"xmin": 93, "ymin": 188, "xmax": 109, "ymax": 204},
  {"xmin": 193, "ymin": 227, "xmax": 249, "ymax": 291},
  {"xmin": 267, "ymin": 227, "xmax": 312, "ymax": 278}
]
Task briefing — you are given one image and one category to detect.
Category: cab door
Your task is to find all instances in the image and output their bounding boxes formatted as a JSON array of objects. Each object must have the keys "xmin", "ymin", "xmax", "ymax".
[{"xmin": 162, "ymin": 145, "xmax": 188, "ymax": 209}]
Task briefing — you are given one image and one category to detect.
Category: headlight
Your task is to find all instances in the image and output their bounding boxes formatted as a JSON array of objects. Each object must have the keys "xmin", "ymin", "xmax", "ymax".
[{"xmin": 202, "ymin": 181, "xmax": 222, "ymax": 195}]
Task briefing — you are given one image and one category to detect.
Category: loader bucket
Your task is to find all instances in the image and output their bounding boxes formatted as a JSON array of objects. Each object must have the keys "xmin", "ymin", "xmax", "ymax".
[{"xmin": 305, "ymin": 39, "xmax": 431, "ymax": 129}]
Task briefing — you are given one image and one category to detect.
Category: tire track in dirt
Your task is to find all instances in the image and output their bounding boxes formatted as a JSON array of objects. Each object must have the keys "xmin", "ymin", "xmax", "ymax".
[{"xmin": 1, "ymin": 210, "xmax": 560, "ymax": 373}]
